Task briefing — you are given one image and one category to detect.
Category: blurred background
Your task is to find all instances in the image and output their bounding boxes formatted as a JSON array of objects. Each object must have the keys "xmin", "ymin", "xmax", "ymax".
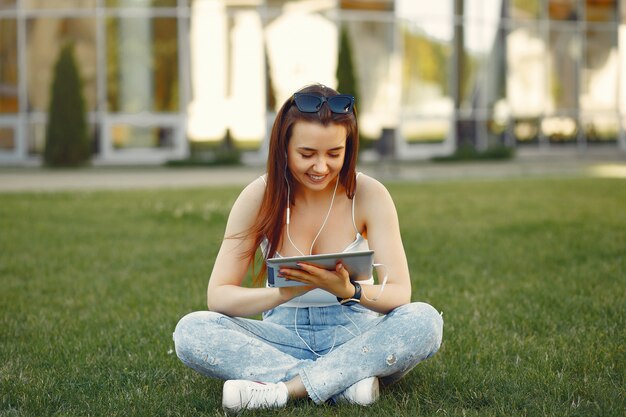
[{"xmin": 0, "ymin": 0, "xmax": 624, "ymax": 166}]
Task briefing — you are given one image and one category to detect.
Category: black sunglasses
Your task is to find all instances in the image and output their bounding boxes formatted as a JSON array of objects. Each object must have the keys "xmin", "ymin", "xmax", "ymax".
[{"xmin": 293, "ymin": 93, "xmax": 355, "ymax": 114}]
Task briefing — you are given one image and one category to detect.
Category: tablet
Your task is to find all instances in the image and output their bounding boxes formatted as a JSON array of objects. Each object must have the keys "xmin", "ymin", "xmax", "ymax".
[{"xmin": 266, "ymin": 250, "xmax": 374, "ymax": 287}]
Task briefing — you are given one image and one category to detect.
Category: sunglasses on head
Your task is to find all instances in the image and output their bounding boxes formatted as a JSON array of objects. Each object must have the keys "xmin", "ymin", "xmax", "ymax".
[{"xmin": 293, "ymin": 93, "xmax": 355, "ymax": 114}]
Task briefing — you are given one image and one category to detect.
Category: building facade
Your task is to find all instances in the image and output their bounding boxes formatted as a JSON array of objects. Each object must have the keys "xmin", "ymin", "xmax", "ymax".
[{"xmin": 0, "ymin": 0, "xmax": 624, "ymax": 165}]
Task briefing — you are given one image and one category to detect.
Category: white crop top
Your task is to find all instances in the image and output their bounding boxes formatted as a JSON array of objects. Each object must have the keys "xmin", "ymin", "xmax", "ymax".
[{"xmin": 260, "ymin": 173, "xmax": 374, "ymax": 307}]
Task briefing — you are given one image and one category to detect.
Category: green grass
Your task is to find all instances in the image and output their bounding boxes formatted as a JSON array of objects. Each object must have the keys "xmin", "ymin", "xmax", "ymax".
[{"xmin": 1, "ymin": 177, "xmax": 624, "ymax": 416}]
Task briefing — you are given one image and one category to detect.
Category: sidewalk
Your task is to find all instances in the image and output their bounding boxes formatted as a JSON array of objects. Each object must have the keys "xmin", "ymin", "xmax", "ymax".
[{"xmin": 0, "ymin": 151, "xmax": 624, "ymax": 192}]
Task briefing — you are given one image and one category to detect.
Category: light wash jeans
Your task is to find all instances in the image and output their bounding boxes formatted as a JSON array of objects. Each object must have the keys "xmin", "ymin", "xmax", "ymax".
[{"xmin": 173, "ymin": 302, "xmax": 443, "ymax": 404}]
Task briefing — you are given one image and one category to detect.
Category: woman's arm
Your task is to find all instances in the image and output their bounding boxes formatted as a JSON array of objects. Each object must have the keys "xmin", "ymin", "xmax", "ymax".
[
  {"xmin": 354, "ymin": 175, "xmax": 412, "ymax": 312},
  {"xmin": 207, "ymin": 178, "xmax": 311, "ymax": 317}
]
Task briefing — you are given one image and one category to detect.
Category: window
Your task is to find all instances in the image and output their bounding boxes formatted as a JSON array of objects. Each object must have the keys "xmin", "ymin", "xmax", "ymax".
[
  {"xmin": 0, "ymin": 126, "xmax": 15, "ymax": 151},
  {"xmin": 106, "ymin": 0, "xmax": 177, "ymax": 7},
  {"xmin": 25, "ymin": 0, "xmax": 96, "ymax": 9},
  {"xmin": 111, "ymin": 124, "xmax": 175, "ymax": 149},
  {"xmin": 510, "ymin": 0, "xmax": 542, "ymax": 19},
  {"xmin": 26, "ymin": 17, "xmax": 97, "ymax": 112},
  {"xmin": 549, "ymin": 0, "xmax": 579, "ymax": 21},
  {"xmin": 106, "ymin": 17, "xmax": 179, "ymax": 113},
  {"xmin": 0, "ymin": 0, "xmax": 16, "ymax": 10},
  {"xmin": 400, "ymin": 19, "xmax": 453, "ymax": 143},
  {"xmin": 0, "ymin": 18, "xmax": 18, "ymax": 113}
]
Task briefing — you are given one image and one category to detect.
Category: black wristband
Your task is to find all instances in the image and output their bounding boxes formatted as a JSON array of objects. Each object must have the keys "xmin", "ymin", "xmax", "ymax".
[{"xmin": 337, "ymin": 281, "xmax": 362, "ymax": 306}]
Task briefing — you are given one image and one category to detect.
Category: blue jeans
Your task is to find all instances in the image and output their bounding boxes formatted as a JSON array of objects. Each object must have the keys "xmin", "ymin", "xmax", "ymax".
[{"xmin": 173, "ymin": 302, "xmax": 443, "ymax": 404}]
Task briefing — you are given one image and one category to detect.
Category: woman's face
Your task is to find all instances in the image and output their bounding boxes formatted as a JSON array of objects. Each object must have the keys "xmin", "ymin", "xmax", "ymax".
[{"xmin": 287, "ymin": 120, "xmax": 347, "ymax": 191}]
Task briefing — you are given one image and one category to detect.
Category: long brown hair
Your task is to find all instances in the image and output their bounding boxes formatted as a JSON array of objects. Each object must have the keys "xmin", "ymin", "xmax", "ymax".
[{"xmin": 244, "ymin": 84, "xmax": 359, "ymax": 285}]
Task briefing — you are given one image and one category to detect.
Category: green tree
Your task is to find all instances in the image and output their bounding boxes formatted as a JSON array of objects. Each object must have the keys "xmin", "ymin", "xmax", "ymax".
[
  {"xmin": 336, "ymin": 26, "xmax": 359, "ymax": 104},
  {"xmin": 44, "ymin": 43, "xmax": 90, "ymax": 167}
]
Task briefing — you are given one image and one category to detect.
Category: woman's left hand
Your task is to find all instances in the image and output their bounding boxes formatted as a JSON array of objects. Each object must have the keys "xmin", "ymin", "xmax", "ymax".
[{"xmin": 279, "ymin": 262, "xmax": 354, "ymax": 299}]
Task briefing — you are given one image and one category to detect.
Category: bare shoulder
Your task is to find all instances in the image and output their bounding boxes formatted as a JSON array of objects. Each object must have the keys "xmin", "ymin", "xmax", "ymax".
[
  {"xmin": 355, "ymin": 173, "xmax": 394, "ymax": 205},
  {"xmin": 226, "ymin": 176, "xmax": 267, "ymax": 231},
  {"xmin": 237, "ymin": 175, "xmax": 266, "ymax": 204},
  {"xmin": 354, "ymin": 173, "xmax": 397, "ymax": 220},
  {"xmin": 355, "ymin": 174, "xmax": 398, "ymax": 237}
]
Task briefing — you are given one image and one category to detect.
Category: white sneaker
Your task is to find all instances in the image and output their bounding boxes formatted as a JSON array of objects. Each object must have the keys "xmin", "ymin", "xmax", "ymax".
[
  {"xmin": 334, "ymin": 376, "xmax": 380, "ymax": 406},
  {"xmin": 222, "ymin": 380, "xmax": 289, "ymax": 413}
]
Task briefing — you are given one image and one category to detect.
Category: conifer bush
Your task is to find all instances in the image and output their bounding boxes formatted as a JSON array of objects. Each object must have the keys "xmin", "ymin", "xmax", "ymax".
[
  {"xmin": 44, "ymin": 43, "xmax": 90, "ymax": 167},
  {"xmin": 336, "ymin": 26, "xmax": 359, "ymax": 104},
  {"xmin": 337, "ymin": 26, "xmax": 369, "ymax": 150}
]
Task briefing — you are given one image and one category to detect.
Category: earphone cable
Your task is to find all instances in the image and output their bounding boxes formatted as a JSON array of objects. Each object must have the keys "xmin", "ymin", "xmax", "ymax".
[
  {"xmin": 293, "ymin": 298, "xmax": 362, "ymax": 358},
  {"xmin": 285, "ymin": 172, "xmax": 340, "ymax": 256}
]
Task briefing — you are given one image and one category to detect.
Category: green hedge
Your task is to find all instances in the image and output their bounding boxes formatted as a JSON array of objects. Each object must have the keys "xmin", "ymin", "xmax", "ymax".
[{"xmin": 44, "ymin": 43, "xmax": 90, "ymax": 167}]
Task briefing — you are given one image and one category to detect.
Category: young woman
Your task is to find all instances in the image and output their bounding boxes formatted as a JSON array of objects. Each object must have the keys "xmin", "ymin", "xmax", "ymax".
[{"xmin": 173, "ymin": 84, "xmax": 443, "ymax": 413}]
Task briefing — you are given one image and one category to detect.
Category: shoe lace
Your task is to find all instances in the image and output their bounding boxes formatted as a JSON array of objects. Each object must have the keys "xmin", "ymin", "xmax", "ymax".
[{"xmin": 247, "ymin": 383, "xmax": 282, "ymax": 407}]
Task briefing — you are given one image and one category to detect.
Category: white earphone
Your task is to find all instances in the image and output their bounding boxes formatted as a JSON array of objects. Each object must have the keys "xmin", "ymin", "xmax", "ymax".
[
  {"xmin": 284, "ymin": 162, "xmax": 339, "ymax": 256},
  {"xmin": 284, "ymin": 154, "xmax": 291, "ymax": 225}
]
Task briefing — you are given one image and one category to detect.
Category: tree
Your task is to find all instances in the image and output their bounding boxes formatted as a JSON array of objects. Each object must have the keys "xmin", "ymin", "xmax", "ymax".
[
  {"xmin": 336, "ymin": 26, "xmax": 359, "ymax": 104},
  {"xmin": 44, "ymin": 43, "xmax": 90, "ymax": 167}
]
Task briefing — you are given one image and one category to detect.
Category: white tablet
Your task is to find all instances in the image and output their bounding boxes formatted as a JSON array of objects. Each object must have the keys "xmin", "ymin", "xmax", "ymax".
[{"xmin": 266, "ymin": 250, "xmax": 375, "ymax": 287}]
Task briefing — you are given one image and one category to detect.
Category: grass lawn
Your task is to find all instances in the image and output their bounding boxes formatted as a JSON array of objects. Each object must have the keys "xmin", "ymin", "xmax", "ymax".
[{"xmin": 0, "ymin": 176, "xmax": 624, "ymax": 416}]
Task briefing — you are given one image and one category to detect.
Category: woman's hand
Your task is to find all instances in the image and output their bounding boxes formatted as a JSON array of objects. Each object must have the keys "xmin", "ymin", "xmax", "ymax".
[
  {"xmin": 277, "ymin": 284, "xmax": 315, "ymax": 302},
  {"xmin": 279, "ymin": 262, "xmax": 354, "ymax": 299}
]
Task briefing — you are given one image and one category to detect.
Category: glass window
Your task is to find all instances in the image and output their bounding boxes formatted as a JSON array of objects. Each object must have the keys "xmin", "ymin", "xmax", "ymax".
[
  {"xmin": 457, "ymin": 26, "xmax": 478, "ymax": 116},
  {"xmin": 106, "ymin": 17, "xmax": 179, "ymax": 113},
  {"xmin": 340, "ymin": 0, "xmax": 394, "ymax": 11},
  {"xmin": 581, "ymin": 27, "xmax": 618, "ymax": 112},
  {"xmin": 458, "ymin": 0, "xmax": 504, "ymax": 115},
  {"xmin": 398, "ymin": 4, "xmax": 453, "ymax": 143},
  {"xmin": 486, "ymin": 28, "xmax": 507, "ymax": 112},
  {"xmin": 27, "ymin": 122, "xmax": 45, "ymax": 155},
  {"xmin": 541, "ymin": 116, "xmax": 578, "ymax": 143},
  {"xmin": 106, "ymin": 0, "xmax": 177, "ymax": 7},
  {"xmin": 547, "ymin": 26, "xmax": 580, "ymax": 112},
  {"xmin": 549, "ymin": 0, "xmax": 579, "ymax": 20},
  {"xmin": 546, "ymin": 10, "xmax": 581, "ymax": 144},
  {"xmin": 509, "ymin": 0, "xmax": 542, "ymax": 19},
  {"xmin": 341, "ymin": 20, "xmax": 396, "ymax": 141},
  {"xmin": 111, "ymin": 124, "xmax": 175, "ymax": 149},
  {"xmin": 621, "ymin": 22, "xmax": 626, "ymax": 113},
  {"xmin": 582, "ymin": 114, "xmax": 619, "ymax": 142},
  {"xmin": 488, "ymin": 110, "xmax": 509, "ymax": 146},
  {"xmin": 26, "ymin": 17, "xmax": 97, "ymax": 112},
  {"xmin": 397, "ymin": 0, "xmax": 451, "ymax": 19},
  {"xmin": 25, "ymin": 0, "xmax": 96, "ymax": 9},
  {"xmin": 585, "ymin": 0, "xmax": 617, "ymax": 22},
  {"xmin": 401, "ymin": 118, "xmax": 450, "ymax": 143},
  {"xmin": 514, "ymin": 118, "xmax": 540, "ymax": 143},
  {"xmin": 0, "ymin": 19, "xmax": 18, "ymax": 113},
  {"xmin": 400, "ymin": 20, "xmax": 453, "ymax": 117},
  {"xmin": 0, "ymin": 0, "xmax": 16, "ymax": 10},
  {"xmin": 507, "ymin": 24, "xmax": 546, "ymax": 118},
  {"xmin": 471, "ymin": 116, "xmax": 508, "ymax": 149},
  {"xmin": 153, "ymin": 18, "xmax": 179, "ymax": 112},
  {"xmin": 617, "ymin": 5, "xmax": 626, "ymax": 114},
  {"xmin": 0, "ymin": 126, "xmax": 15, "ymax": 151},
  {"xmin": 28, "ymin": 121, "xmax": 97, "ymax": 155}
]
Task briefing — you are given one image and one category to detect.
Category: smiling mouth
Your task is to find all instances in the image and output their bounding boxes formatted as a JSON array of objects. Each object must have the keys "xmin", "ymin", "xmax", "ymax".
[{"xmin": 307, "ymin": 174, "xmax": 326, "ymax": 181}]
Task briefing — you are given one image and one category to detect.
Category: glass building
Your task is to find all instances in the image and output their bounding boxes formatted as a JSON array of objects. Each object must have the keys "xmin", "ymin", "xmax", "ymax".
[{"xmin": 0, "ymin": 0, "xmax": 624, "ymax": 165}]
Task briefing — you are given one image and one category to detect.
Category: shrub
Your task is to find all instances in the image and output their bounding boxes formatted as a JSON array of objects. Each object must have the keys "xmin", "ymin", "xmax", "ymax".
[
  {"xmin": 432, "ymin": 144, "xmax": 515, "ymax": 162},
  {"xmin": 336, "ymin": 26, "xmax": 359, "ymax": 104},
  {"xmin": 44, "ymin": 43, "xmax": 90, "ymax": 167}
]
